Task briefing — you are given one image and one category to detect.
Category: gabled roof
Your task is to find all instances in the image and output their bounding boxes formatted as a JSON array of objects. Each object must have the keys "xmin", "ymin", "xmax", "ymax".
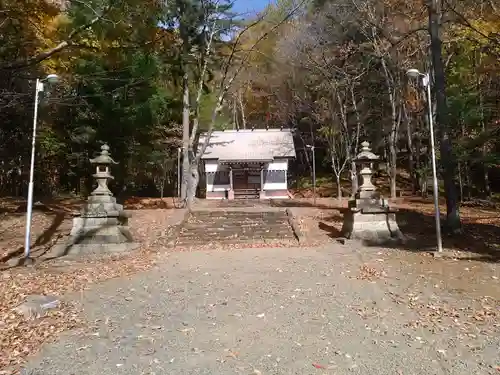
[{"xmin": 199, "ymin": 128, "xmax": 296, "ymax": 161}]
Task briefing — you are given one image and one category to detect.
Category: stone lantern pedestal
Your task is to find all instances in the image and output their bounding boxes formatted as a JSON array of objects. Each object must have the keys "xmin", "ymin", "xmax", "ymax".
[
  {"xmin": 52, "ymin": 144, "xmax": 138, "ymax": 257},
  {"xmin": 341, "ymin": 142, "xmax": 404, "ymax": 244}
]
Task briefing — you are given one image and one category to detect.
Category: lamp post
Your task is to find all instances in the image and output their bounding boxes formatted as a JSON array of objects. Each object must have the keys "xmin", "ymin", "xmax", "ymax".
[
  {"xmin": 406, "ymin": 68, "xmax": 443, "ymax": 253},
  {"xmin": 306, "ymin": 145, "xmax": 316, "ymax": 205},
  {"xmin": 24, "ymin": 74, "xmax": 59, "ymax": 259},
  {"xmin": 177, "ymin": 147, "xmax": 181, "ymax": 198}
]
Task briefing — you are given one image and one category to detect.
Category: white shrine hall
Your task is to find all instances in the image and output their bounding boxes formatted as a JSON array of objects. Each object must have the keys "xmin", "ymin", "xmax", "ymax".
[{"xmin": 199, "ymin": 128, "xmax": 296, "ymax": 200}]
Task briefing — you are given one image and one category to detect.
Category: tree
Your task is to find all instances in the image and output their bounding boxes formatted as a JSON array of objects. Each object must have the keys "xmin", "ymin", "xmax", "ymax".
[
  {"xmin": 427, "ymin": 0, "xmax": 461, "ymax": 232},
  {"xmin": 163, "ymin": 0, "xmax": 305, "ymax": 208}
]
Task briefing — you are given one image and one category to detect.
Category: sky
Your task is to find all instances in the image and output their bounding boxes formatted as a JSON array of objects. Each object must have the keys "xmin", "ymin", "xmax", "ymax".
[{"xmin": 232, "ymin": 0, "xmax": 272, "ymax": 17}]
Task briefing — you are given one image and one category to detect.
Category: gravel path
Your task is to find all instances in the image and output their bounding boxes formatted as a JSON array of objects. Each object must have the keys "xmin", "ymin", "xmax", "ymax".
[{"xmin": 23, "ymin": 245, "xmax": 498, "ymax": 375}]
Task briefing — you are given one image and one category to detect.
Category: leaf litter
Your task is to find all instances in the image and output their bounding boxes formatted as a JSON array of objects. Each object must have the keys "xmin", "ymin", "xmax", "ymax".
[{"xmin": 0, "ymin": 206, "xmax": 181, "ymax": 373}]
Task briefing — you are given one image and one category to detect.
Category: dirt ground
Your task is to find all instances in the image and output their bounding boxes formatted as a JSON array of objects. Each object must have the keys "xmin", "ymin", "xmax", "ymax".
[
  {"xmin": 22, "ymin": 246, "xmax": 500, "ymax": 375},
  {"xmin": 0, "ymin": 196, "xmax": 499, "ymax": 373}
]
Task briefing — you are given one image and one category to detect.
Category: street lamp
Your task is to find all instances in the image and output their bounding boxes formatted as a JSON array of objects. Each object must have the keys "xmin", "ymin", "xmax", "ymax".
[
  {"xmin": 24, "ymin": 74, "xmax": 59, "ymax": 260},
  {"xmin": 406, "ymin": 68, "xmax": 443, "ymax": 253},
  {"xmin": 177, "ymin": 147, "xmax": 181, "ymax": 198},
  {"xmin": 306, "ymin": 144, "xmax": 316, "ymax": 206}
]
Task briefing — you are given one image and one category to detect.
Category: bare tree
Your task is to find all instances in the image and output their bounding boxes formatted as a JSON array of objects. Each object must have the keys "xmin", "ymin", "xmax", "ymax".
[
  {"xmin": 276, "ymin": 4, "xmax": 367, "ymax": 197},
  {"xmin": 177, "ymin": 0, "xmax": 306, "ymax": 208}
]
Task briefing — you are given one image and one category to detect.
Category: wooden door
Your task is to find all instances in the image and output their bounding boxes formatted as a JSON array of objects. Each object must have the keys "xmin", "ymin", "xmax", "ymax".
[{"xmin": 233, "ymin": 170, "xmax": 248, "ymax": 190}]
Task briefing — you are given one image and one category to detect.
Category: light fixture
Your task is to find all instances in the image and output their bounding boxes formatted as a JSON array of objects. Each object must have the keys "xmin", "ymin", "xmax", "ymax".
[
  {"xmin": 406, "ymin": 68, "xmax": 422, "ymax": 78},
  {"xmin": 45, "ymin": 74, "xmax": 59, "ymax": 84}
]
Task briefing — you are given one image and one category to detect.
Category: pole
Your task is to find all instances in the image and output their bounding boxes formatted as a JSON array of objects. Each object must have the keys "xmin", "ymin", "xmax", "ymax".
[
  {"xmin": 424, "ymin": 73, "xmax": 443, "ymax": 252},
  {"xmin": 177, "ymin": 147, "xmax": 181, "ymax": 198},
  {"xmin": 312, "ymin": 146, "xmax": 316, "ymax": 206},
  {"xmin": 24, "ymin": 79, "xmax": 42, "ymax": 258}
]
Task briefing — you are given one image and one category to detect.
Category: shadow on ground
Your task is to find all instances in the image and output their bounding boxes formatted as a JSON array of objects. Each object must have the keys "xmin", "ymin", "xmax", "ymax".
[
  {"xmin": 0, "ymin": 197, "xmax": 82, "ymax": 217},
  {"xmin": 271, "ymin": 199, "xmax": 344, "ymax": 210},
  {"xmin": 371, "ymin": 208, "xmax": 500, "ymax": 262},
  {"xmin": 315, "ymin": 205, "xmax": 500, "ymax": 263},
  {"xmin": 0, "ymin": 211, "xmax": 67, "ymax": 264}
]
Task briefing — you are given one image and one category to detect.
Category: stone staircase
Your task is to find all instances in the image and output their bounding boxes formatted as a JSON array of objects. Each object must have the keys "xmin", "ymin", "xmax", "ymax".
[
  {"xmin": 233, "ymin": 188, "xmax": 260, "ymax": 200},
  {"xmin": 175, "ymin": 210, "xmax": 297, "ymax": 247}
]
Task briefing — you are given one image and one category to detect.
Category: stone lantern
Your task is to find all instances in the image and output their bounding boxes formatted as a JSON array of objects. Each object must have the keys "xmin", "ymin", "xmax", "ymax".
[
  {"xmin": 355, "ymin": 141, "xmax": 379, "ymax": 199},
  {"xmin": 51, "ymin": 143, "xmax": 137, "ymax": 257},
  {"xmin": 340, "ymin": 141, "xmax": 403, "ymax": 244},
  {"xmin": 89, "ymin": 144, "xmax": 117, "ymax": 196}
]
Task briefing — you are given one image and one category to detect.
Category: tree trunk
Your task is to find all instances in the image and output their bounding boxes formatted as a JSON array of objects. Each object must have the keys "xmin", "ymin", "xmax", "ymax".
[
  {"xmin": 464, "ymin": 161, "xmax": 471, "ymax": 200},
  {"xmin": 427, "ymin": 0, "xmax": 461, "ymax": 232},
  {"xmin": 232, "ymin": 96, "xmax": 237, "ymax": 129},
  {"xmin": 389, "ymin": 142, "xmax": 397, "ymax": 199},
  {"xmin": 379, "ymin": 56, "xmax": 399, "ymax": 199},
  {"xmin": 181, "ymin": 71, "xmax": 190, "ymax": 201},
  {"xmin": 351, "ymin": 161, "xmax": 358, "ymax": 197},
  {"xmin": 414, "ymin": 127, "xmax": 421, "ymax": 192},
  {"xmin": 483, "ymin": 167, "xmax": 490, "ymax": 198},
  {"xmin": 460, "ymin": 118, "xmax": 471, "ymax": 201},
  {"xmin": 404, "ymin": 104, "xmax": 417, "ymax": 194},
  {"xmin": 299, "ymin": 133, "xmax": 312, "ymax": 175},
  {"xmin": 238, "ymin": 90, "xmax": 246, "ymax": 129},
  {"xmin": 350, "ymin": 84, "xmax": 361, "ymax": 197},
  {"xmin": 336, "ymin": 174, "xmax": 342, "ymax": 202},
  {"xmin": 479, "ymin": 91, "xmax": 491, "ymax": 198},
  {"xmin": 475, "ymin": 48, "xmax": 491, "ymax": 199},
  {"xmin": 186, "ymin": 164, "xmax": 199, "ymax": 210},
  {"xmin": 458, "ymin": 161, "xmax": 463, "ymax": 202},
  {"xmin": 420, "ymin": 169, "xmax": 428, "ymax": 198}
]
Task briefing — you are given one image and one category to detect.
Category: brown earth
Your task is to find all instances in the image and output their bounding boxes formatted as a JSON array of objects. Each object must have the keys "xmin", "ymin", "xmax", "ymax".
[{"xmin": 0, "ymin": 195, "xmax": 499, "ymax": 373}]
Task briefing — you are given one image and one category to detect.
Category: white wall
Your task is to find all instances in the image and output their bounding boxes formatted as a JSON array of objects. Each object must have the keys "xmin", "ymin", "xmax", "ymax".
[
  {"xmin": 204, "ymin": 160, "xmax": 220, "ymax": 173},
  {"xmin": 267, "ymin": 160, "xmax": 288, "ymax": 171},
  {"xmin": 204, "ymin": 159, "xmax": 289, "ymax": 192},
  {"xmin": 264, "ymin": 159, "xmax": 288, "ymax": 190},
  {"xmin": 204, "ymin": 160, "xmax": 230, "ymax": 191}
]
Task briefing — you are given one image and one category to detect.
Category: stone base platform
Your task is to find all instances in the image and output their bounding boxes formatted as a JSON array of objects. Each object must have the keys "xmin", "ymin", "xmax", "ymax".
[
  {"xmin": 341, "ymin": 208, "xmax": 404, "ymax": 245},
  {"xmin": 48, "ymin": 242, "xmax": 140, "ymax": 258},
  {"xmin": 51, "ymin": 214, "xmax": 137, "ymax": 257},
  {"xmin": 70, "ymin": 216, "xmax": 134, "ymax": 243}
]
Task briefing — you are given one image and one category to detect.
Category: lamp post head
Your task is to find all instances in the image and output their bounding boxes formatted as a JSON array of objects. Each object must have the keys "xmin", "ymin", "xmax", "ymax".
[
  {"xmin": 46, "ymin": 74, "xmax": 59, "ymax": 84},
  {"xmin": 406, "ymin": 69, "xmax": 421, "ymax": 78}
]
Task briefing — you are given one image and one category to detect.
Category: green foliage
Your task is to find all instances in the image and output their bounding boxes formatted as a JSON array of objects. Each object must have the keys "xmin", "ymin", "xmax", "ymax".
[{"xmin": 1, "ymin": 0, "xmax": 499, "ymax": 201}]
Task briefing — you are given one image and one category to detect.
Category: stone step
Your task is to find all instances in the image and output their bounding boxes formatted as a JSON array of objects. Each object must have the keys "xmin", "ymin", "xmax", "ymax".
[
  {"xmin": 177, "ymin": 236, "xmax": 295, "ymax": 244},
  {"xmin": 186, "ymin": 219, "xmax": 288, "ymax": 225},
  {"xmin": 175, "ymin": 209, "xmax": 296, "ymax": 246},
  {"xmin": 176, "ymin": 238, "xmax": 296, "ymax": 247},
  {"xmin": 192, "ymin": 214, "xmax": 285, "ymax": 219},
  {"xmin": 180, "ymin": 230, "xmax": 292, "ymax": 235},
  {"xmin": 184, "ymin": 220, "xmax": 288, "ymax": 228},
  {"xmin": 189, "ymin": 216, "xmax": 285, "ymax": 222},
  {"xmin": 179, "ymin": 225, "xmax": 293, "ymax": 233},
  {"xmin": 192, "ymin": 210, "xmax": 283, "ymax": 216},
  {"xmin": 178, "ymin": 231, "xmax": 295, "ymax": 239}
]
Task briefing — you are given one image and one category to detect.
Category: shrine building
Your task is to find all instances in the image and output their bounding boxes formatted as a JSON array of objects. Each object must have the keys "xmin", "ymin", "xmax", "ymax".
[{"xmin": 200, "ymin": 128, "xmax": 296, "ymax": 200}]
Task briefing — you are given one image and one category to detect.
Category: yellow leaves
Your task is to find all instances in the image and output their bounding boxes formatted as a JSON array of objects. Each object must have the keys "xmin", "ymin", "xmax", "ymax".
[
  {"xmin": 1, "ymin": 0, "xmax": 67, "ymax": 71},
  {"xmin": 449, "ymin": 18, "xmax": 500, "ymax": 47}
]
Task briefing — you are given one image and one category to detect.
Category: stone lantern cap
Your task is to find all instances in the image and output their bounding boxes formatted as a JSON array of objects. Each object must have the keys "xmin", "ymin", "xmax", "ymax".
[
  {"xmin": 355, "ymin": 141, "xmax": 379, "ymax": 161},
  {"xmin": 90, "ymin": 144, "xmax": 118, "ymax": 165}
]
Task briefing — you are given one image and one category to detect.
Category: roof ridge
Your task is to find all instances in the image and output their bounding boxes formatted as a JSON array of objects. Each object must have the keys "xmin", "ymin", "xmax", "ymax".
[{"xmin": 202, "ymin": 128, "xmax": 292, "ymax": 133}]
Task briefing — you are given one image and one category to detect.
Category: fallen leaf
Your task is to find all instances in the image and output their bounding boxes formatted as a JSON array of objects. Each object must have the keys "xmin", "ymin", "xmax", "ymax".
[
  {"xmin": 225, "ymin": 349, "xmax": 239, "ymax": 359},
  {"xmin": 312, "ymin": 363, "xmax": 326, "ymax": 369},
  {"xmin": 177, "ymin": 327, "xmax": 195, "ymax": 334}
]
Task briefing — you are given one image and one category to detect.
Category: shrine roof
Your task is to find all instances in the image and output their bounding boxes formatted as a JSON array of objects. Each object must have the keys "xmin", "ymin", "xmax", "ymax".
[{"xmin": 199, "ymin": 128, "xmax": 296, "ymax": 161}]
